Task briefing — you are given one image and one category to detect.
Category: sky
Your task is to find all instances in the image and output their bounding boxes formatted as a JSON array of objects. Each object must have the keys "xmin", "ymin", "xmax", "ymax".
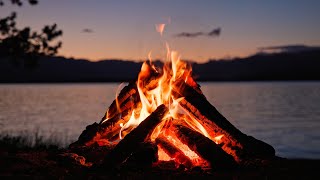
[{"xmin": 1, "ymin": 0, "xmax": 320, "ymax": 63}]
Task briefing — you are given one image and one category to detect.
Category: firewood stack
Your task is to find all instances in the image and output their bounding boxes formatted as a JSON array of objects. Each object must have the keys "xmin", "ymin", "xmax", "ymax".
[{"xmin": 70, "ymin": 60, "xmax": 275, "ymax": 171}]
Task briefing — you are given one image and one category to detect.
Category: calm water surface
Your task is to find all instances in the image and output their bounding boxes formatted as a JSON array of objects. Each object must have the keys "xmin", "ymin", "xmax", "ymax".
[{"xmin": 0, "ymin": 82, "xmax": 320, "ymax": 159}]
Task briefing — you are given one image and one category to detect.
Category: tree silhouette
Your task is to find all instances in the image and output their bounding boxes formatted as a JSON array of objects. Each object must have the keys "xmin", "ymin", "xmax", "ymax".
[
  {"xmin": 0, "ymin": 0, "xmax": 62, "ymax": 68},
  {"xmin": 0, "ymin": 0, "xmax": 38, "ymax": 6}
]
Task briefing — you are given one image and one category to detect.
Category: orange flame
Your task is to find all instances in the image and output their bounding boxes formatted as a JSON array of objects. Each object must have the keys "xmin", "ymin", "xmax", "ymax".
[
  {"xmin": 155, "ymin": 23, "xmax": 166, "ymax": 36},
  {"xmin": 213, "ymin": 134, "xmax": 224, "ymax": 144}
]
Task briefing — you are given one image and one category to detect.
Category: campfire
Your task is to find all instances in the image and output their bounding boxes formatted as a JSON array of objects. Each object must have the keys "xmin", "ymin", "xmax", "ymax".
[{"xmin": 70, "ymin": 24, "xmax": 275, "ymax": 171}]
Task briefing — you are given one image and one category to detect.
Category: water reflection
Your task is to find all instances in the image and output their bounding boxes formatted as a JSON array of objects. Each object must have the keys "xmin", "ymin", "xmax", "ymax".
[{"xmin": 201, "ymin": 82, "xmax": 320, "ymax": 158}]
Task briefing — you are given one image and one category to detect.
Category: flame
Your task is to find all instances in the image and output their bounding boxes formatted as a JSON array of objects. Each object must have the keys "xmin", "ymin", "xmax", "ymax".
[
  {"xmin": 213, "ymin": 134, "xmax": 224, "ymax": 144},
  {"xmin": 115, "ymin": 83, "xmax": 125, "ymax": 113},
  {"xmin": 100, "ymin": 22, "xmax": 225, "ymax": 168},
  {"xmin": 155, "ymin": 23, "xmax": 166, "ymax": 36},
  {"xmin": 101, "ymin": 83, "xmax": 125, "ymax": 124}
]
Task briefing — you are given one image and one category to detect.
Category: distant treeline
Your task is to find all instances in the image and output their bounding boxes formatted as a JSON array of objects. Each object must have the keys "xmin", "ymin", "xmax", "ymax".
[
  {"xmin": 193, "ymin": 49, "xmax": 320, "ymax": 81},
  {"xmin": 1, "ymin": 48, "xmax": 320, "ymax": 82}
]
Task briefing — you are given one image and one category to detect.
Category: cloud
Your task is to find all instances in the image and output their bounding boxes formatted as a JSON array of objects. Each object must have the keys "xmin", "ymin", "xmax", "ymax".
[
  {"xmin": 258, "ymin": 44, "xmax": 320, "ymax": 53},
  {"xmin": 175, "ymin": 27, "xmax": 221, "ymax": 38},
  {"xmin": 175, "ymin": 32, "xmax": 204, "ymax": 38},
  {"xmin": 82, "ymin": 28, "xmax": 94, "ymax": 33},
  {"xmin": 208, "ymin": 27, "xmax": 221, "ymax": 37}
]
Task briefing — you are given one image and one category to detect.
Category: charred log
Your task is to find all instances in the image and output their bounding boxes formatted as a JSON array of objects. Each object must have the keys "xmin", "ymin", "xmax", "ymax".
[
  {"xmin": 172, "ymin": 80, "xmax": 275, "ymax": 161},
  {"xmin": 69, "ymin": 122, "xmax": 100, "ymax": 148},
  {"xmin": 155, "ymin": 134, "xmax": 192, "ymax": 168},
  {"xmin": 69, "ymin": 108, "xmax": 133, "ymax": 148},
  {"xmin": 99, "ymin": 104, "xmax": 168, "ymax": 168},
  {"xmin": 172, "ymin": 124, "xmax": 237, "ymax": 170},
  {"xmin": 121, "ymin": 142, "xmax": 158, "ymax": 170},
  {"xmin": 99, "ymin": 81, "xmax": 138, "ymax": 123}
]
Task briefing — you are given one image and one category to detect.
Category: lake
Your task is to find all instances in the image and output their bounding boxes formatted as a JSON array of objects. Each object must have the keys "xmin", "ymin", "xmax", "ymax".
[{"xmin": 0, "ymin": 82, "xmax": 320, "ymax": 159}]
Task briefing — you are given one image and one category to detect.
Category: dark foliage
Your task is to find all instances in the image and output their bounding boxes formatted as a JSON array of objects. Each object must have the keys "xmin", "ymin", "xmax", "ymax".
[
  {"xmin": 0, "ymin": 0, "xmax": 62, "ymax": 68},
  {"xmin": 0, "ymin": 0, "xmax": 38, "ymax": 7},
  {"xmin": 0, "ymin": 134, "xmax": 60, "ymax": 151}
]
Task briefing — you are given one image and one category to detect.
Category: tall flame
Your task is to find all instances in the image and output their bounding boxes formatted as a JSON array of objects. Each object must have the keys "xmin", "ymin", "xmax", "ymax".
[{"xmin": 155, "ymin": 24, "xmax": 166, "ymax": 36}]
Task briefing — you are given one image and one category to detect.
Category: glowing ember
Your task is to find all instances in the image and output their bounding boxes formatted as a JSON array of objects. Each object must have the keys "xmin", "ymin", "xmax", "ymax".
[
  {"xmin": 165, "ymin": 134, "xmax": 202, "ymax": 164},
  {"xmin": 157, "ymin": 146, "xmax": 172, "ymax": 161}
]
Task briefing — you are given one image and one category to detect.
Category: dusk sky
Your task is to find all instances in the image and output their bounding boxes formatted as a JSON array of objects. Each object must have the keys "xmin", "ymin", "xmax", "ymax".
[{"xmin": 1, "ymin": 0, "xmax": 320, "ymax": 62}]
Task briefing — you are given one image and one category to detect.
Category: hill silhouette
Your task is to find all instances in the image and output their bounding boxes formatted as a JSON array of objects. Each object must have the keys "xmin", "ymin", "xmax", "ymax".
[
  {"xmin": 1, "ymin": 45, "xmax": 320, "ymax": 82},
  {"xmin": 193, "ymin": 46, "xmax": 320, "ymax": 81}
]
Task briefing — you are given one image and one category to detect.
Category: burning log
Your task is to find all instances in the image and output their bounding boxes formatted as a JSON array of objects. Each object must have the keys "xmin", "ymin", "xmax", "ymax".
[
  {"xmin": 69, "ymin": 109, "xmax": 133, "ymax": 148},
  {"xmin": 99, "ymin": 81, "xmax": 138, "ymax": 122},
  {"xmin": 155, "ymin": 134, "xmax": 192, "ymax": 168},
  {"xmin": 94, "ymin": 62, "xmax": 162, "ymax": 142},
  {"xmin": 70, "ymin": 87, "xmax": 138, "ymax": 148},
  {"xmin": 172, "ymin": 124, "xmax": 237, "ymax": 170},
  {"xmin": 71, "ymin": 62, "xmax": 163, "ymax": 148},
  {"xmin": 173, "ymin": 80, "xmax": 275, "ymax": 162},
  {"xmin": 99, "ymin": 104, "xmax": 168, "ymax": 168}
]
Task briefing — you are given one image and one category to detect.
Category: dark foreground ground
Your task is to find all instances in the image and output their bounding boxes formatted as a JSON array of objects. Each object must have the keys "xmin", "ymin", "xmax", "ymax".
[
  {"xmin": 1, "ymin": 136, "xmax": 320, "ymax": 179},
  {"xmin": 1, "ymin": 149, "xmax": 320, "ymax": 179}
]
